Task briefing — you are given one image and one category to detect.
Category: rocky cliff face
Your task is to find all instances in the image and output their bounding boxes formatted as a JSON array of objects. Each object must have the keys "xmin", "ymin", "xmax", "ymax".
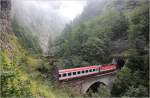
[
  {"xmin": 0, "ymin": 0, "xmax": 15, "ymax": 58},
  {"xmin": 0, "ymin": 0, "xmax": 12, "ymax": 33}
]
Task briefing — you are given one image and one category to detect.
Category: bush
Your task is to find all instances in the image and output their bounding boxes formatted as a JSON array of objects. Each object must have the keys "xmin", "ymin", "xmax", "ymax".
[
  {"xmin": 1, "ymin": 63, "xmax": 33, "ymax": 97},
  {"xmin": 123, "ymin": 85, "xmax": 148, "ymax": 97}
]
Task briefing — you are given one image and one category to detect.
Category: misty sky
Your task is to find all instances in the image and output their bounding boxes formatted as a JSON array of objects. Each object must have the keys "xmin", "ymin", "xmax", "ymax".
[{"xmin": 13, "ymin": 0, "xmax": 87, "ymax": 22}]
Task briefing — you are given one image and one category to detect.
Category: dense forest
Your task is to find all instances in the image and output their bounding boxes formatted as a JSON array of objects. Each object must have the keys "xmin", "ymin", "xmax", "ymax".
[
  {"xmin": 49, "ymin": 0, "xmax": 149, "ymax": 97},
  {"xmin": 1, "ymin": 0, "xmax": 149, "ymax": 97}
]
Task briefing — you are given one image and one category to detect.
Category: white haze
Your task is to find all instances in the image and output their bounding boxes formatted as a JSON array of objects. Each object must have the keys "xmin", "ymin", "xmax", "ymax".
[{"xmin": 12, "ymin": 0, "xmax": 87, "ymax": 54}]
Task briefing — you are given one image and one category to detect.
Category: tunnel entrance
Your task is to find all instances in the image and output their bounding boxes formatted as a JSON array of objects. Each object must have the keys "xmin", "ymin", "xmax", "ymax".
[
  {"xmin": 86, "ymin": 82, "xmax": 105, "ymax": 95},
  {"xmin": 116, "ymin": 58, "xmax": 125, "ymax": 69}
]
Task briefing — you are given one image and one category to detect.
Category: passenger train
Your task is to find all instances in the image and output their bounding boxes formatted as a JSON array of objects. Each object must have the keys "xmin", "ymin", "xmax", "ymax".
[{"xmin": 58, "ymin": 64, "xmax": 117, "ymax": 80}]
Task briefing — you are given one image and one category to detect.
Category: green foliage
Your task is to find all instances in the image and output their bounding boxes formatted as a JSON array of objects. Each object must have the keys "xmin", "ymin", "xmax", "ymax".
[
  {"xmin": 111, "ymin": 64, "xmax": 148, "ymax": 97},
  {"xmin": 102, "ymin": 8, "xmax": 128, "ymax": 40},
  {"xmin": 125, "ymin": 48, "xmax": 139, "ymax": 57},
  {"xmin": 126, "ymin": 56, "xmax": 147, "ymax": 72},
  {"xmin": 38, "ymin": 60, "xmax": 58, "ymax": 81},
  {"xmin": 123, "ymin": 85, "xmax": 148, "ymax": 97},
  {"xmin": 53, "ymin": 15, "xmax": 115, "ymax": 68},
  {"xmin": 1, "ymin": 51, "xmax": 33, "ymax": 97},
  {"xmin": 111, "ymin": 67, "xmax": 147, "ymax": 96},
  {"xmin": 127, "ymin": 1, "xmax": 149, "ymax": 48},
  {"xmin": 0, "ymin": 34, "xmax": 72, "ymax": 98},
  {"xmin": 1, "ymin": 64, "xmax": 32, "ymax": 97},
  {"xmin": 111, "ymin": 1, "xmax": 149, "ymax": 97},
  {"xmin": 111, "ymin": 67, "xmax": 132, "ymax": 96},
  {"xmin": 12, "ymin": 18, "xmax": 42, "ymax": 54}
]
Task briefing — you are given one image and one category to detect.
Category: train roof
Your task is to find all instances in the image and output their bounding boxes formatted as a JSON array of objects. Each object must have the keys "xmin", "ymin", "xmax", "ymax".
[{"xmin": 59, "ymin": 65, "xmax": 99, "ymax": 73}]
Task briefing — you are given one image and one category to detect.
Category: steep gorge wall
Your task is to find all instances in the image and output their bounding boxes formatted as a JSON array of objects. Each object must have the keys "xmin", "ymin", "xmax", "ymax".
[
  {"xmin": 0, "ymin": 0, "xmax": 12, "ymax": 33},
  {"xmin": 0, "ymin": 0, "xmax": 17, "ymax": 59}
]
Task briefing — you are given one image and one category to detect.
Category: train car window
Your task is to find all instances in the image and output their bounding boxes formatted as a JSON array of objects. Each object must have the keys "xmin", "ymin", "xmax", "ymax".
[
  {"xmin": 93, "ymin": 69, "xmax": 96, "ymax": 71},
  {"xmin": 77, "ymin": 71, "xmax": 80, "ymax": 74},
  {"xmin": 89, "ymin": 69, "xmax": 92, "ymax": 72},
  {"xmin": 59, "ymin": 74, "xmax": 61, "ymax": 77},
  {"xmin": 73, "ymin": 72, "xmax": 76, "ymax": 75},
  {"xmin": 63, "ymin": 73, "xmax": 66, "ymax": 77},
  {"xmin": 86, "ymin": 70, "xmax": 88, "ymax": 73},
  {"xmin": 82, "ymin": 70, "xmax": 85, "ymax": 73},
  {"xmin": 68, "ymin": 72, "xmax": 71, "ymax": 76}
]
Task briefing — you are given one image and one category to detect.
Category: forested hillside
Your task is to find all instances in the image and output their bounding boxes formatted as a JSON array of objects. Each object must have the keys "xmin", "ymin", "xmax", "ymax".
[
  {"xmin": 49, "ymin": 0, "xmax": 149, "ymax": 97},
  {"xmin": 1, "ymin": 7, "xmax": 75, "ymax": 98}
]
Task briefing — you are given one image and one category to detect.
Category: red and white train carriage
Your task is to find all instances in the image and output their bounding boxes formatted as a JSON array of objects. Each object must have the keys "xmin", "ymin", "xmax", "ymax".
[{"xmin": 58, "ymin": 64, "xmax": 117, "ymax": 80}]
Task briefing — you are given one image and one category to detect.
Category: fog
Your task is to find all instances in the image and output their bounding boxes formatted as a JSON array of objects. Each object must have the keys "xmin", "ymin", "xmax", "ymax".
[{"xmin": 12, "ymin": 0, "xmax": 87, "ymax": 53}]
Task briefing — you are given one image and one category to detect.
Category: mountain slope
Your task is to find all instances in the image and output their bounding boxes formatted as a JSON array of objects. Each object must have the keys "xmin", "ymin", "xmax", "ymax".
[{"xmin": 50, "ymin": 0, "xmax": 149, "ymax": 97}]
